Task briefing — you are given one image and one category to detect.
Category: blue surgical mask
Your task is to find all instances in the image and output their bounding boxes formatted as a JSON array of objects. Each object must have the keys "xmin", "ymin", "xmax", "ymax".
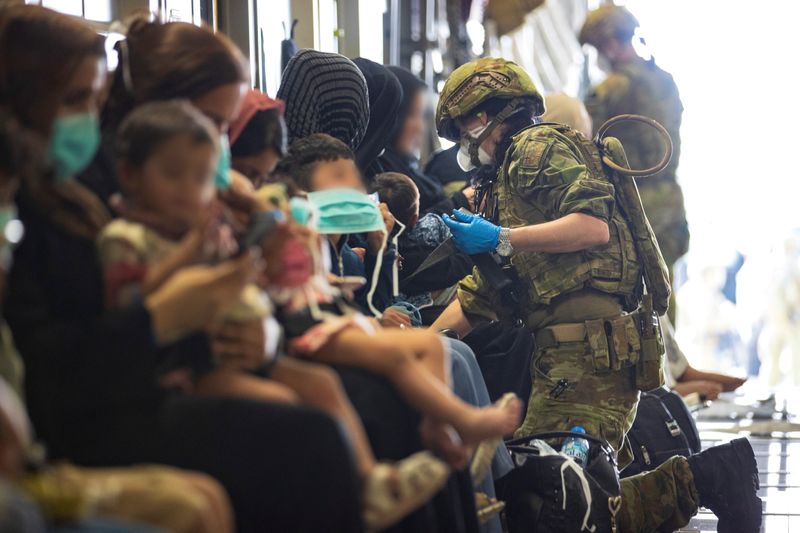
[
  {"xmin": 47, "ymin": 112, "xmax": 100, "ymax": 182},
  {"xmin": 307, "ymin": 189, "xmax": 386, "ymax": 235},
  {"xmin": 215, "ymin": 134, "xmax": 232, "ymax": 189}
]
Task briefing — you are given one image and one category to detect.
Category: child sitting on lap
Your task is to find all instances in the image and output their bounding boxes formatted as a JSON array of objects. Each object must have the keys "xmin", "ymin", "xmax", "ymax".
[{"xmin": 98, "ymin": 100, "xmax": 450, "ymax": 531}]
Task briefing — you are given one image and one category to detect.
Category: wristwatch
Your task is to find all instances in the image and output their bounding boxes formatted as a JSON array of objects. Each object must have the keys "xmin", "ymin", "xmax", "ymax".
[{"xmin": 496, "ymin": 227, "xmax": 513, "ymax": 257}]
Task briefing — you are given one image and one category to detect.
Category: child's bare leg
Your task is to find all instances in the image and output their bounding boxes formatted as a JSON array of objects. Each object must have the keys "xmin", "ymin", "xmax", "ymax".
[
  {"xmin": 270, "ymin": 358, "xmax": 376, "ymax": 476},
  {"xmin": 195, "ymin": 369, "xmax": 299, "ymax": 404},
  {"xmin": 379, "ymin": 329, "xmax": 451, "ymax": 385},
  {"xmin": 309, "ymin": 327, "xmax": 521, "ymax": 446}
]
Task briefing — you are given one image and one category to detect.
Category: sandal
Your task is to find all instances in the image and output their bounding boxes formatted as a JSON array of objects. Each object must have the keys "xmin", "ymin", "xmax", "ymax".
[
  {"xmin": 475, "ymin": 491, "xmax": 506, "ymax": 524},
  {"xmin": 362, "ymin": 451, "xmax": 450, "ymax": 531},
  {"xmin": 470, "ymin": 392, "xmax": 517, "ymax": 486}
]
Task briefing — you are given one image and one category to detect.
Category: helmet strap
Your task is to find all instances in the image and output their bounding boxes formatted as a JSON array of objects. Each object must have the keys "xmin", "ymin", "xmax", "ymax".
[{"xmin": 467, "ymin": 97, "xmax": 524, "ymax": 168}]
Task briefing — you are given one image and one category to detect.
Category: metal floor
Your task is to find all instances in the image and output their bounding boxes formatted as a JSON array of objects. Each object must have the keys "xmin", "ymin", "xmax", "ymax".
[{"xmin": 678, "ymin": 425, "xmax": 800, "ymax": 532}]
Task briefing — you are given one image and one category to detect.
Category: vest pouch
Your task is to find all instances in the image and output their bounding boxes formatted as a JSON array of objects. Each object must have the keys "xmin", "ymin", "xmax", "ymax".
[{"xmin": 635, "ymin": 296, "xmax": 665, "ymax": 391}]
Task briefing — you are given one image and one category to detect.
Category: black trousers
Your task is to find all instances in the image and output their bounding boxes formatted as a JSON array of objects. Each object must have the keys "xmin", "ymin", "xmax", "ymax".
[
  {"xmin": 336, "ymin": 366, "xmax": 480, "ymax": 533},
  {"xmin": 160, "ymin": 395, "xmax": 363, "ymax": 533}
]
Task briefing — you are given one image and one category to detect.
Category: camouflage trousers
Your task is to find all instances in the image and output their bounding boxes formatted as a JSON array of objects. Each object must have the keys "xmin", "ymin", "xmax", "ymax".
[{"xmin": 516, "ymin": 342, "xmax": 699, "ymax": 532}]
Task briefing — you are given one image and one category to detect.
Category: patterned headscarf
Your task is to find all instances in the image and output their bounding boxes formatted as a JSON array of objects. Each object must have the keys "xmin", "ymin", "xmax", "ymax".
[{"xmin": 277, "ymin": 49, "xmax": 370, "ymax": 151}]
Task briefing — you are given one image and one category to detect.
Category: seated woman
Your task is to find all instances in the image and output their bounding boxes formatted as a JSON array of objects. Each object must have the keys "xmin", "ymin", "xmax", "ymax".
[
  {"xmin": 229, "ymin": 89, "xmax": 287, "ymax": 188},
  {"xmin": 236, "ymin": 52, "xmax": 493, "ymax": 532},
  {"xmin": 380, "ymin": 66, "xmax": 473, "ymax": 216},
  {"xmin": 1, "ymin": 7, "xmax": 363, "ymax": 531}
]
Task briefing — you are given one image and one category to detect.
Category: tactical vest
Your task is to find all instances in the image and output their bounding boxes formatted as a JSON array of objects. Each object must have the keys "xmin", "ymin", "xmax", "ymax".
[{"xmin": 486, "ymin": 123, "xmax": 644, "ymax": 313}]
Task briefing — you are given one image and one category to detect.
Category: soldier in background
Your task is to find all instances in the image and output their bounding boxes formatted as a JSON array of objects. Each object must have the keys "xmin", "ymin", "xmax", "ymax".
[
  {"xmin": 580, "ymin": 5, "xmax": 689, "ymax": 324},
  {"xmin": 431, "ymin": 57, "xmax": 761, "ymax": 533}
]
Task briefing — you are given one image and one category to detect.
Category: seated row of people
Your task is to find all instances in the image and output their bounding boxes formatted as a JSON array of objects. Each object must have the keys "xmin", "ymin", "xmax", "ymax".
[{"xmin": 0, "ymin": 4, "xmax": 517, "ymax": 532}]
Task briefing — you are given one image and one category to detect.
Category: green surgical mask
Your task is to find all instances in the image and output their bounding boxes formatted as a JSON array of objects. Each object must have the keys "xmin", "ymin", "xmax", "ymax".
[
  {"xmin": 289, "ymin": 197, "xmax": 316, "ymax": 226},
  {"xmin": 215, "ymin": 134, "xmax": 232, "ymax": 189},
  {"xmin": 47, "ymin": 112, "xmax": 100, "ymax": 182},
  {"xmin": 307, "ymin": 189, "xmax": 386, "ymax": 235}
]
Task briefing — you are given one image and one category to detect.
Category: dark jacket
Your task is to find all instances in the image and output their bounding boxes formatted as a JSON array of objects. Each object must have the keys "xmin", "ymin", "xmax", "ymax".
[
  {"xmin": 5, "ymin": 189, "xmax": 173, "ymax": 464},
  {"xmin": 328, "ymin": 235, "xmax": 395, "ymax": 314}
]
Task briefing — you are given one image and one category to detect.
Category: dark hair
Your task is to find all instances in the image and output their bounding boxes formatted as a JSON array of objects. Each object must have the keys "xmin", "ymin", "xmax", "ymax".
[
  {"xmin": 0, "ymin": 110, "xmax": 43, "ymax": 185},
  {"xmin": 115, "ymin": 100, "xmax": 217, "ymax": 169},
  {"xmin": 274, "ymin": 133, "xmax": 354, "ymax": 191},
  {"xmin": 370, "ymin": 172, "xmax": 419, "ymax": 227},
  {"xmin": 104, "ymin": 17, "xmax": 249, "ymax": 128},
  {"xmin": 0, "ymin": 5, "xmax": 105, "ymax": 135},
  {"xmin": 231, "ymin": 108, "xmax": 287, "ymax": 158}
]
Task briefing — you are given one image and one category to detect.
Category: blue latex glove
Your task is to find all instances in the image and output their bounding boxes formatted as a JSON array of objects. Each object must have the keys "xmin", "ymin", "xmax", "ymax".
[{"xmin": 441, "ymin": 210, "xmax": 501, "ymax": 255}]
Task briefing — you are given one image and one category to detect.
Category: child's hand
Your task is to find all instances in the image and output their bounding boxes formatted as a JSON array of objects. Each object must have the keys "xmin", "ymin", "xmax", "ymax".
[
  {"xmin": 146, "ymin": 250, "xmax": 261, "ymax": 343},
  {"xmin": 380, "ymin": 307, "xmax": 412, "ymax": 329}
]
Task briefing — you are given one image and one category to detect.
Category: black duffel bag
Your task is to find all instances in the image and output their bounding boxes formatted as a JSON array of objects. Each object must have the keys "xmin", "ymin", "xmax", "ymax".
[
  {"xmin": 498, "ymin": 431, "xmax": 622, "ymax": 533},
  {"xmin": 621, "ymin": 387, "xmax": 701, "ymax": 478}
]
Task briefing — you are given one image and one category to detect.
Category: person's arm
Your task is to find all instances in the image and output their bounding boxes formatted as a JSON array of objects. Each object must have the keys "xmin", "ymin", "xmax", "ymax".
[
  {"xmin": 508, "ymin": 212, "xmax": 609, "ymax": 253},
  {"xmin": 5, "ymin": 223, "xmax": 256, "ymax": 410},
  {"xmin": 430, "ymin": 297, "xmax": 474, "ymax": 338},
  {"xmin": 443, "ymin": 137, "xmax": 615, "ymax": 256},
  {"xmin": 679, "ymin": 365, "xmax": 747, "ymax": 392}
]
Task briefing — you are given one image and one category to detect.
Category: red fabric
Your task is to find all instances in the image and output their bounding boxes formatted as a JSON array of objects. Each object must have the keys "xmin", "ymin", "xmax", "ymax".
[
  {"xmin": 104, "ymin": 261, "xmax": 147, "ymax": 309},
  {"xmin": 228, "ymin": 90, "xmax": 285, "ymax": 146}
]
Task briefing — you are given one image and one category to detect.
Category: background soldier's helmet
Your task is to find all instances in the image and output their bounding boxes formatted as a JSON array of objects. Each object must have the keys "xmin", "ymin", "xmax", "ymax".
[
  {"xmin": 579, "ymin": 5, "xmax": 640, "ymax": 48},
  {"xmin": 435, "ymin": 57, "xmax": 545, "ymax": 141}
]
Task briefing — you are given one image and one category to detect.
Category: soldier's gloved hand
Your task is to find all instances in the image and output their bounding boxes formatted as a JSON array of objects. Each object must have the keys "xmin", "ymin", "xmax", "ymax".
[{"xmin": 442, "ymin": 210, "xmax": 501, "ymax": 255}]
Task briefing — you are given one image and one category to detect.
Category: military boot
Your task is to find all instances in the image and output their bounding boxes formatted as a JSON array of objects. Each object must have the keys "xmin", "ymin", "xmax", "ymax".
[{"xmin": 687, "ymin": 437, "xmax": 762, "ymax": 533}]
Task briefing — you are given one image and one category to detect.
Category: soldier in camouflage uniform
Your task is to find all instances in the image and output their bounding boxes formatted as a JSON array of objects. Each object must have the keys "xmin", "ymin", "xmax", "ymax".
[
  {"xmin": 431, "ymin": 58, "xmax": 761, "ymax": 533},
  {"xmin": 580, "ymin": 5, "xmax": 688, "ymax": 323}
]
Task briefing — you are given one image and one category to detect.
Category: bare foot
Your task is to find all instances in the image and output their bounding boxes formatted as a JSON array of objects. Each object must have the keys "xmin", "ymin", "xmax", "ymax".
[
  {"xmin": 455, "ymin": 394, "xmax": 521, "ymax": 447},
  {"xmin": 419, "ymin": 418, "xmax": 470, "ymax": 470}
]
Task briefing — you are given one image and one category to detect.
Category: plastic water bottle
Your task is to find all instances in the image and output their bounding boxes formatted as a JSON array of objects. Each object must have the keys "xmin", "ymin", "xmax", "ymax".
[{"xmin": 561, "ymin": 426, "xmax": 590, "ymax": 466}]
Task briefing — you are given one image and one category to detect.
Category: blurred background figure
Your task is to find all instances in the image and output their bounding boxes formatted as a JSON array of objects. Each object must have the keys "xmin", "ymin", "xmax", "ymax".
[
  {"xmin": 541, "ymin": 92, "xmax": 592, "ymax": 138},
  {"xmin": 580, "ymin": 5, "xmax": 688, "ymax": 325}
]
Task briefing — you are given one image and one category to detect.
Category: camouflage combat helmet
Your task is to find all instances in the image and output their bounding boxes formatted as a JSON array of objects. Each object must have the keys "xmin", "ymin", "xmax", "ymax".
[
  {"xmin": 435, "ymin": 57, "xmax": 545, "ymax": 142},
  {"xmin": 579, "ymin": 5, "xmax": 639, "ymax": 48}
]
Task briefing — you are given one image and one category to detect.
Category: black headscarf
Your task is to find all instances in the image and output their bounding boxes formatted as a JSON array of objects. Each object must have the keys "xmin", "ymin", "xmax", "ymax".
[
  {"xmin": 352, "ymin": 58, "xmax": 403, "ymax": 179},
  {"xmin": 379, "ymin": 66, "xmax": 466, "ymax": 216}
]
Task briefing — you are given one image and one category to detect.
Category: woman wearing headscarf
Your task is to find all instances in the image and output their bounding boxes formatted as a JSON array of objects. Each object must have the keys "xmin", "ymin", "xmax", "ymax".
[
  {"xmin": 352, "ymin": 57, "xmax": 403, "ymax": 179},
  {"xmin": 277, "ymin": 52, "xmax": 492, "ymax": 533},
  {"xmin": 380, "ymin": 66, "xmax": 472, "ymax": 216},
  {"xmin": 229, "ymin": 89, "xmax": 287, "ymax": 187}
]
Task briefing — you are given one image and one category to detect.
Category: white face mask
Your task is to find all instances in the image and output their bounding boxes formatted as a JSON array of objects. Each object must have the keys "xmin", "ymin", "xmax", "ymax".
[{"xmin": 456, "ymin": 123, "xmax": 493, "ymax": 172}]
